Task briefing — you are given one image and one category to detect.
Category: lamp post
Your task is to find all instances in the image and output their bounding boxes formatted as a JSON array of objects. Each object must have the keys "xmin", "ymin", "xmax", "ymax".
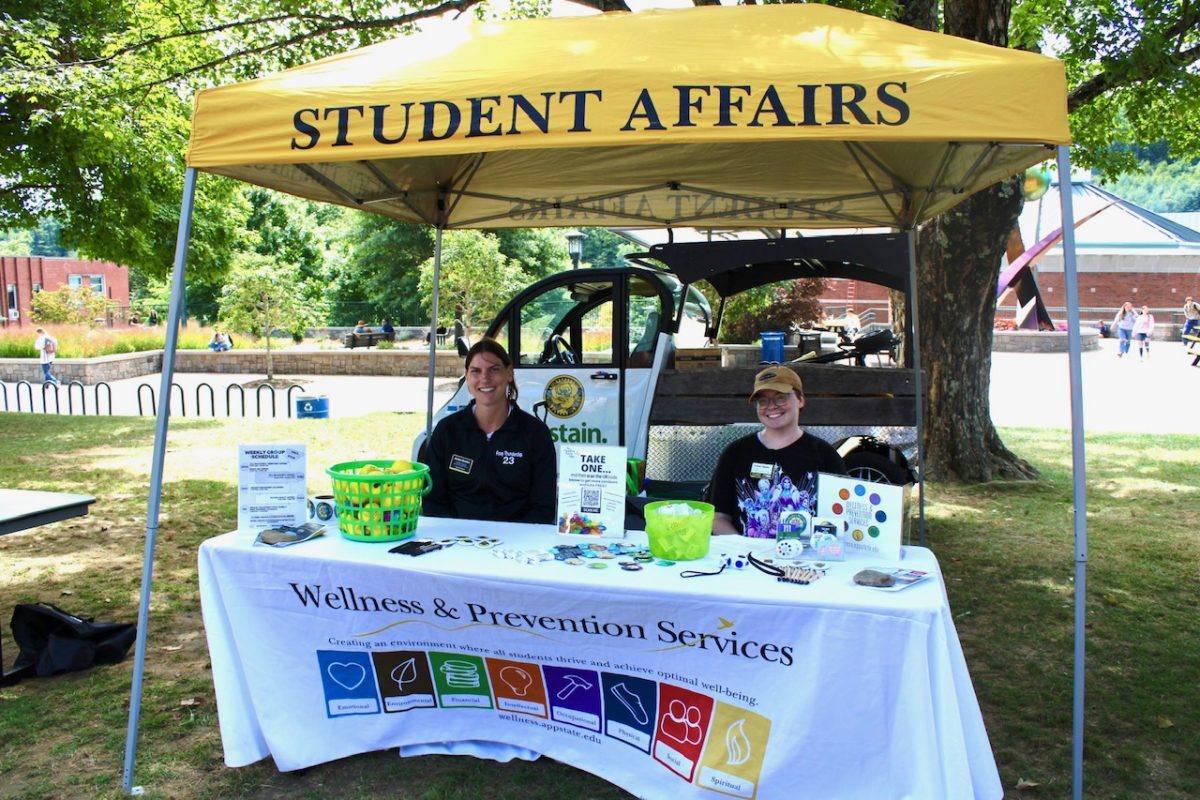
[{"xmin": 565, "ymin": 230, "xmax": 585, "ymax": 269}]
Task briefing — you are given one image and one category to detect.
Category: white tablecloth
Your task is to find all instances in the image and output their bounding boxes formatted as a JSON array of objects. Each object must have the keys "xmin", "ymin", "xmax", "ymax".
[{"xmin": 199, "ymin": 517, "xmax": 1002, "ymax": 800}]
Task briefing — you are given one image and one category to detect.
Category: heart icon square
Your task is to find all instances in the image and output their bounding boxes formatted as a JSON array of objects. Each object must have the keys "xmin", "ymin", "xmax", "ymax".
[{"xmin": 328, "ymin": 661, "xmax": 367, "ymax": 691}]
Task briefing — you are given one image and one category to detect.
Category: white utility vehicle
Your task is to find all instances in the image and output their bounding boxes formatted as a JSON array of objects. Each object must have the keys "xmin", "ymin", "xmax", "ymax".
[{"xmin": 415, "ymin": 232, "xmax": 919, "ymax": 499}]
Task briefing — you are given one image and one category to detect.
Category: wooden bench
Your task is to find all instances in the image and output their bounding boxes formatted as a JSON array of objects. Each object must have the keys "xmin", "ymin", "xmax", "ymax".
[
  {"xmin": 650, "ymin": 364, "xmax": 918, "ymax": 427},
  {"xmin": 1185, "ymin": 334, "xmax": 1200, "ymax": 367},
  {"xmin": 342, "ymin": 330, "xmax": 395, "ymax": 349}
]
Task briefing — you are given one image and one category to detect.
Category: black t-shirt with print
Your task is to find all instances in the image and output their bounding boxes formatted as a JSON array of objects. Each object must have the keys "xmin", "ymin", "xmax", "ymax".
[{"xmin": 709, "ymin": 431, "xmax": 847, "ymax": 538}]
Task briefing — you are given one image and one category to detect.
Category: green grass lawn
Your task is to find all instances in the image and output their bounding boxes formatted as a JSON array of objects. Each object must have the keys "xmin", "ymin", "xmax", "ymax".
[{"xmin": 0, "ymin": 415, "xmax": 1197, "ymax": 799}]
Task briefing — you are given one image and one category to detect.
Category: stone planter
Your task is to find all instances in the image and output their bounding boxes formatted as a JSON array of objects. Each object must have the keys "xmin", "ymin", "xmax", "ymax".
[{"xmin": 991, "ymin": 329, "xmax": 1100, "ymax": 353}]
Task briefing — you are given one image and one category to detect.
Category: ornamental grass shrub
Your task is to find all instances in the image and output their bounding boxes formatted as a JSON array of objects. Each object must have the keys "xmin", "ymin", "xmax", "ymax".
[{"xmin": 0, "ymin": 325, "xmax": 259, "ymax": 358}]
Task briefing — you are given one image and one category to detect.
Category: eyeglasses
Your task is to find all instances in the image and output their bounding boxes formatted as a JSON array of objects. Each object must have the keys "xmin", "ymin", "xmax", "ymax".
[{"xmin": 753, "ymin": 394, "xmax": 792, "ymax": 410}]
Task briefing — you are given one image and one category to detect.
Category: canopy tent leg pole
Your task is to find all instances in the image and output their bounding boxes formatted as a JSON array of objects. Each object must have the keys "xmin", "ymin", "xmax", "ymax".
[
  {"xmin": 1056, "ymin": 146, "xmax": 1088, "ymax": 800},
  {"xmin": 425, "ymin": 227, "xmax": 444, "ymax": 439},
  {"xmin": 122, "ymin": 167, "xmax": 198, "ymax": 795},
  {"xmin": 905, "ymin": 229, "xmax": 927, "ymax": 546}
]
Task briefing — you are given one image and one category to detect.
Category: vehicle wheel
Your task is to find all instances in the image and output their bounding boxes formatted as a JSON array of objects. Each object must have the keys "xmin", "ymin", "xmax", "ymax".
[{"xmin": 842, "ymin": 450, "xmax": 910, "ymax": 485}]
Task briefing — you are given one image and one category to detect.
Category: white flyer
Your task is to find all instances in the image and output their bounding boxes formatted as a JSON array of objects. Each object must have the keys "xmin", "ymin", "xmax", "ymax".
[
  {"xmin": 237, "ymin": 444, "xmax": 308, "ymax": 531},
  {"xmin": 556, "ymin": 444, "xmax": 626, "ymax": 538}
]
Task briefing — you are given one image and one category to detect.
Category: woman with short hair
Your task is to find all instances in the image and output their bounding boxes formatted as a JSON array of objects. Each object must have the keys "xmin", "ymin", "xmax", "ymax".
[{"xmin": 709, "ymin": 365, "xmax": 847, "ymax": 537}]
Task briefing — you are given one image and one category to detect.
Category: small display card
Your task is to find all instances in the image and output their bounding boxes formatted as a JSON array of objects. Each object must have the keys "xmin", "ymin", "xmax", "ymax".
[
  {"xmin": 816, "ymin": 473, "xmax": 909, "ymax": 561},
  {"xmin": 556, "ymin": 444, "xmax": 626, "ymax": 538},
  {"xmin": 861, "ymin": 567, "xmax": 933, "ymax": 592},
  {"xmin": 237, "ymin": 444, "xmax": 307, "ymax": 531}
]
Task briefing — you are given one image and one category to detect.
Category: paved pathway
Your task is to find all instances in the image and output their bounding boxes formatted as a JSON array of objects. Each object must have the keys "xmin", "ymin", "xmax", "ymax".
[
  {"xmin": 3, "ymin": 337, "xmax": 1197, "ymax": 434},
  {"xmin": 988, "ymin": 336, "xmax": 1198, "ymax": 434}
]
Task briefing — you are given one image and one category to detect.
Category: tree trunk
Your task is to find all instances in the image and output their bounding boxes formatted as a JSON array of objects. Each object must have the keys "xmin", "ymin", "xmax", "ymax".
[
  {"xmin": 915, "ymin": 179, "xmax": 1037, "ymax": 481},
  {"xmin": 902, "ymin": 0, "xmax": 1036, "ymax": 482}
]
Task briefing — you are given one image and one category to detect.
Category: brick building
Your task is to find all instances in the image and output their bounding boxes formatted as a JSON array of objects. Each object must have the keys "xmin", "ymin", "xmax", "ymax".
[
  {"xmin": 1005, "ymin": 183, "xmax": 1200, "ymax": 329},
  {"xmin": 805, "ymin": 183, "xmax": 1200, "ymax": 331},
  {"xmin": 0, "ymin": 256, "xmax": 131, "ymax": 330}
]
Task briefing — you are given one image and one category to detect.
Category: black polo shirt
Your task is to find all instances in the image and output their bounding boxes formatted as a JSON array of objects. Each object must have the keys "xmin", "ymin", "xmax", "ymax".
[{"xmin": 423, "ymin": 402, "xmax": 557, "ymax": 524}]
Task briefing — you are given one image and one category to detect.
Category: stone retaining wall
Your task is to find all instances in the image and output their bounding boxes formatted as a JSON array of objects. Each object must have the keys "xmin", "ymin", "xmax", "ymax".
[
  {"xmin": 991, "ymin": 329, "xmax": 1101, "ymax": 353},
  {"xmin": 2, "ymin": 331, "xmax": 1115, "ymax": 383},
  {"xmin": 0, "ymin": 349, "xmax": 463, "ymax": 384}
]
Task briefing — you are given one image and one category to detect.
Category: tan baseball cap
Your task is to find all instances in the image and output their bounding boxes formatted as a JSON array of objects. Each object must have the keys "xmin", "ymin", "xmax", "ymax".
[{"xmin": 750, "ymin": 365, "xmax": 804, "ymax": 400}]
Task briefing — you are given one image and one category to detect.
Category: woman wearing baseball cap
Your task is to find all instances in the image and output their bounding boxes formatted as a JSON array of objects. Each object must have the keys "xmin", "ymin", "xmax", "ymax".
[{"xmin": 709, "ymin": 365, "xmax": 846, "ymax": 537}]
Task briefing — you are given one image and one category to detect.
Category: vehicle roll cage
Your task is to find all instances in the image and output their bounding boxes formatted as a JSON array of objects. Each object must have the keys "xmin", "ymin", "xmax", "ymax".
[{"xmin": 626, "ymin": 232, "xmax": 914, "ymax": 366}]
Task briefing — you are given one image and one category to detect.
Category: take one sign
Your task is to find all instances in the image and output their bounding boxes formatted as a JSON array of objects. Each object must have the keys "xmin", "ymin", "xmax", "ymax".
[{"xmin": 557, "ymin": 444, "xmax": 626, "ymax": 538}]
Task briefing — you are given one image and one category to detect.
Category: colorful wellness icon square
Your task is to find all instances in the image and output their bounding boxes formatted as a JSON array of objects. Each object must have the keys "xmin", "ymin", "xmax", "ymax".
[
  {"xmin": 428, "ymin": 651, "xmax": 493, "ymax": 709},
  {"xmin": 696, "ymin": 701, "xmax": 772, "ymax": 799},
  {"xmin": 653, "ymin": 684, "xmax": 715, "ymax": 782},
  {"xmin": 370, "ymin": 650, "xmax": 437, "ymax": 713},
  {"xmin": 316, "ymin": 650, "xmax": 380, "ymax": 717},
  {"xmin": 601, "ymin": 672, "xmax": 658, "ymax": 753},
  {"xmin": 816, "ymin": 473, "xmax": 909, "ymax": 561},
  {"xmin": 486, "ymin": 658, "xmax": 549, "ymax": 717},
  {"xmin": 542, "ymin": 665, "xmax": 603, "ymax": 731}
]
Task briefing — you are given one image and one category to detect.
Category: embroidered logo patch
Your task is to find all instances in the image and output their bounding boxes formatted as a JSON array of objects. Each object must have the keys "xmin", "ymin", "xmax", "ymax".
[
  {"xmin": 495, "ymin": 449, "xmax": 524, "ymax": 465},
  {"xmin": 448, "ymin": 454, "xmax": 474, "ymax": 475}
]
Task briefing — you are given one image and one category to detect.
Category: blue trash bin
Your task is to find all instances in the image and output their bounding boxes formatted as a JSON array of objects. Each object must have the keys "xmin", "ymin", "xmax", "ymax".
[
  {"xmin": 296, "ymin": 395, "xmax": 330, "ymax": 419},
  {"xmin": 760, "ymin": 332, "xmax": 785, "ymax": 364}
]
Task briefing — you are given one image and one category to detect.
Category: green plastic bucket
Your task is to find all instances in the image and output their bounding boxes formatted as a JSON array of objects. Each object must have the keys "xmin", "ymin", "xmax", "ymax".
[{"xmin": 644, "ymin": 500, "xmax": 714, "ymax": 561}]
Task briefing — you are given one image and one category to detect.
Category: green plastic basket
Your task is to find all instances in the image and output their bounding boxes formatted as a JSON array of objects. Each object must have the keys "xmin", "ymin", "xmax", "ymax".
[{"xmin": 326, "ymin": 459, "xmax": 431, "ymax": 542}]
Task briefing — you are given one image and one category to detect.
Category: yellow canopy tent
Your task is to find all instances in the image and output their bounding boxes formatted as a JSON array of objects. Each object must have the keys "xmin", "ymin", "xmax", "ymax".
[
  {"xmin": 125, "ymin": 6, "xmax": 1090, "ymax": 798},
  {"xmin": 186, "ymin": 4, "xmax": 1068, "ymax": 230}
]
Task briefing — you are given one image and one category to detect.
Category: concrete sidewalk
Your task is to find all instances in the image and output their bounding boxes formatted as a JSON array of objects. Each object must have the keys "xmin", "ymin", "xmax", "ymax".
[
  {"xmin": 3, "ymin": 337, "xmax": 1197, "ymax": 433},
  {"xmin": 989, "ymin": 336, "xmax": 1199, "ymax": 434}
]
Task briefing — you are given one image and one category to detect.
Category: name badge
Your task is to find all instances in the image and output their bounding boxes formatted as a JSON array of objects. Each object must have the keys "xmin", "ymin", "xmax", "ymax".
[
  {"xmin": 449, "ymin": 454, "xmax": 474, "ymax": 475},
  {"xmin": 750, "ymin": 461, "xmax": 775, "ymax": 480}
]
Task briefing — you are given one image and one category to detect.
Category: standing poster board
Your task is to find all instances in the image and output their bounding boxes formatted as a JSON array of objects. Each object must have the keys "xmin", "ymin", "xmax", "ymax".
[
  {"xmin": 816, "ymin": 474, "xmax": 909, "ymax": 562},
  {"xmin": 237, "ymin": 444, "xmax": 307, "ymax": 531},
  {"xmin": 556, "ymin": 444, "xmax": 625, "ymax": 538}
]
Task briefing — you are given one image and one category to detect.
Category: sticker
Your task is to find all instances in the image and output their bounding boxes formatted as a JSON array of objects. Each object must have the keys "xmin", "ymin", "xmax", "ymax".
[
  {"xmin": 565, "ymin": 558, "xmax": 585, "ymax": 566},
  {"xmin": 544, "ymin": 375, "xmax": 585, "ymax": 418},
  {"xmin": 588, "ymin": 561, "xmax": 609, "ymax": 570},
  {"xmin": 449, "ymin": 454, "xmax": 474, "ymax": 475}
]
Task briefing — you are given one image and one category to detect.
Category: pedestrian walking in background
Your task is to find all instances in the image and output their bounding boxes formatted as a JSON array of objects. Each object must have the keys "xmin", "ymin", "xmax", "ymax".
[
  {"xmin": 1132, "ymin": 305, "xmax": 1155, "ymax": 361},
  {"xmin": 1183, "ymin": 296, "xmax": 1200, "ymax": 340},
  {"xmin": 33, "ymin": 327, "xmax": 59, "ymax": 384},
  {"xmin": 1113, "ymin": 302, "xmax": 1137, "ymax": 358}
]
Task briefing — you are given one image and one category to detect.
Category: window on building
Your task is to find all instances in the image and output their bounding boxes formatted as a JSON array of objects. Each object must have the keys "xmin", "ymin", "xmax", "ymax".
[
  {"xmin": 68, "ymin": 274, "xmax": 105, "ymax": 292},
  {"xmin": 6, "ymin": 283, "xmax": 16, "ymax": 310},
  {"xmin": 32, "ymin": 283, "xmax": 42, "ymax": 293}
]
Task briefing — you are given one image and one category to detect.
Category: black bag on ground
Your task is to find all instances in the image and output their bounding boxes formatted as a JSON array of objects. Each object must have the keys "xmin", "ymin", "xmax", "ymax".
[{"xmin": 9, "ymin": 603, "xmax": 137, "ymax": 678}]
